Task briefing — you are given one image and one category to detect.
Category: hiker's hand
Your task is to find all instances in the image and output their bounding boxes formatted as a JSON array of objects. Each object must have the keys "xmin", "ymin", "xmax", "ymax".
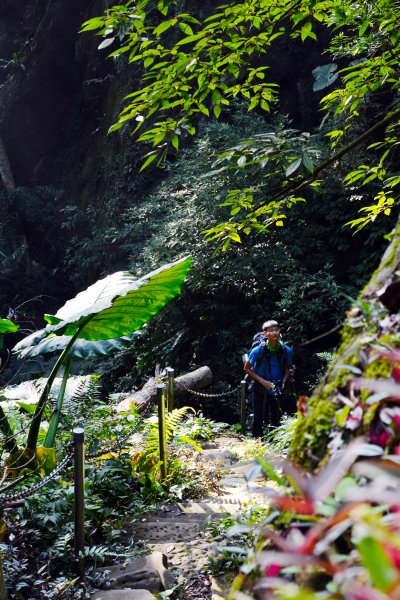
[{"xmin": 262, "ymin": 380, "xmax": 274, "ymax": 391}]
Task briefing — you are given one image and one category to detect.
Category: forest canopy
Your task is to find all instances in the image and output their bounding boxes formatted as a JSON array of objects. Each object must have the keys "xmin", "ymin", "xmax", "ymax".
[{"xmin": 83, "ymin": 0, "xmax": 400, "ymax": 249}]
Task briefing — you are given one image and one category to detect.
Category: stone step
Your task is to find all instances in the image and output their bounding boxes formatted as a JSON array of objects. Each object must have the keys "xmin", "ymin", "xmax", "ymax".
[
  {"xmin": 92, "ymin": 590, "xmax": 156, "ymax": 599},
  {"xmin": 134, "ymin": 520, "xmax": 203, "ymax": 542},
  {"xmin": 146, "ymin": 540, "xmax": 210, "ymax": 571}
]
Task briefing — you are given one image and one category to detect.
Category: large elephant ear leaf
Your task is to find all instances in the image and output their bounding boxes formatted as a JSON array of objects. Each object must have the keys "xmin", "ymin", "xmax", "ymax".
[
  {"xmin": 0, "ymin": 318, "xmax": 19, "ymax": 334},
  {"xmin": 13, "ymin": 256, "xmax": 192, "ymax": 356},
  {"xmin": 16, "ymin": 332, "xmax": 142, "ymax": 359}
]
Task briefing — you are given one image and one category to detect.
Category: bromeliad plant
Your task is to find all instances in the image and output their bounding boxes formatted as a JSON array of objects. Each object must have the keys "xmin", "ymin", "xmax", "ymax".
[
  {"xmin": 227, "ymin": 439, "xmax": 400, "ymax": 599},
  {"xmin": 0, "ymin": 257, "xmax": 192, "ymax": 475}
]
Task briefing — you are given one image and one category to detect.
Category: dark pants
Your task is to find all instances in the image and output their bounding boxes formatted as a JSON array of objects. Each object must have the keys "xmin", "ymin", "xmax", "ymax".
[{"xmin": 252, "ymin": 383, "xmax": 282, "ymax": 438}]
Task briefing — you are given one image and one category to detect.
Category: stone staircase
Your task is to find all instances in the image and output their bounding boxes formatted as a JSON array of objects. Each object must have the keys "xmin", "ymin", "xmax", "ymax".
[{"xmin": 91, "ymin": 440, "xmax": 283, "ymax": 600}]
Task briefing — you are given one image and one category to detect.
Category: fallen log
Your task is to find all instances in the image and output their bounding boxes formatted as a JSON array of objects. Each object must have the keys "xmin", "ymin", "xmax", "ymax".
[{"xmin": 116, "ymin": 366, "xmax": 213, "ymax": 413}]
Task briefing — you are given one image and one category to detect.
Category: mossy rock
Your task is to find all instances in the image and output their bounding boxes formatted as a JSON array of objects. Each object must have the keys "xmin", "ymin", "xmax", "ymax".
[{"xmin": 289, "ymin": 218, "xmax": 400, "ymax": 470}]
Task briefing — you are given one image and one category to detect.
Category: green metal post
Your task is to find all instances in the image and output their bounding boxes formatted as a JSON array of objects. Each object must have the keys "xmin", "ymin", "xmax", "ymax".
[
  {"xmin": 157, "ymin": 384, "xmax": 168, "ymax": 481},
  {"xmin": 240, "ymin": 380, "xmax": 246, "ymax": 434},
  {"xmin": 166, "ymin": 367, "xmax": 175, "ymax": 412},
  {"xmin": 73, "ymin": 427, "xmax": 85, "ymax": 575}
]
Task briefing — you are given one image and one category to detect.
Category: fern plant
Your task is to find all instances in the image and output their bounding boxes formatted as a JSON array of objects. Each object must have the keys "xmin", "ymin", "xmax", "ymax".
[{"xmin": 131, "ymin": 406, "xmax": 195, "ymax": 475}]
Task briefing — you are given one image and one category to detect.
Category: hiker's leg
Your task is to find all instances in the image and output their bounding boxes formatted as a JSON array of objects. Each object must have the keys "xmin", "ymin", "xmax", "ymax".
[
  {"xmin": 269, "ymin": 396, "xmax": 281, "ymax": 428},
  {"xmin": 252, "ymin": 390, "xmax": 264, "ymax": 438}
]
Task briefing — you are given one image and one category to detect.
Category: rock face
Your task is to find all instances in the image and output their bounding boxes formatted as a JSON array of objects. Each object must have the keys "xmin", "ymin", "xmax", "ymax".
[
  {"xmin": 0, "ymin": 0, "xmax": 139, "ymax": 305},
  {"xmin": 0, "ymin": 0, "xmax": 96, "ymax": 187}
]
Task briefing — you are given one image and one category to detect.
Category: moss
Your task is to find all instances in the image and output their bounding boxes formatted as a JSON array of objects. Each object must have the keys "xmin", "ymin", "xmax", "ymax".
[
  {"xmin": 289, "ymin": 218, "xmax": 400, "ymax": 471},
  {"xmin": 371, "ymin": 236, "xmax": 400, "ymax": 282},
  {"xmin": 362, "ymin": 402, "xmax": 380, "ymax": 431},
  {"xmin": 289, "ymin": 332, "xmax": 375, "ymax": 470}
]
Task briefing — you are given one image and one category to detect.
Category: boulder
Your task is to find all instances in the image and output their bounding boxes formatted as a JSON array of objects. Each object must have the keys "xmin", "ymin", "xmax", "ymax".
[{"xmin": 97, "ymin": 552, "xmax": 175, "ymax": 592}]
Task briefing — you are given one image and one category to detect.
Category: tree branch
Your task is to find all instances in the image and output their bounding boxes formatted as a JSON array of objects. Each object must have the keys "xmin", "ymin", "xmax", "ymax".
[{"xmin": 253, "ymin": 106, "xmax": 400, "ymax": 214}]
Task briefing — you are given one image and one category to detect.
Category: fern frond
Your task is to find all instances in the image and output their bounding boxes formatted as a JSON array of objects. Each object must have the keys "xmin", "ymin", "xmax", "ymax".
[
  {"xmin": 131, "ymin": 406, "xmax": 195, "ymax": 473},
  {"xmin": 63, "ymin": 376, "xmax": 102, "ymax": 419}
]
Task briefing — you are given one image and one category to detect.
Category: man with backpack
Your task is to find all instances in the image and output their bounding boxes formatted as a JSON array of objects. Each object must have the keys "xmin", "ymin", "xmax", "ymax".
[{"xmin": 243, "ymin": 320, "xmax": 293, "ymax": 438}]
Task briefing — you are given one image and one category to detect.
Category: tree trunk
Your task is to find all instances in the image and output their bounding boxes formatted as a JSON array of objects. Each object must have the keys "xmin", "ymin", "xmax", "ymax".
[
  {"xmin": 0, "ymin": 135, "xmax": 15, "ymax": 189},
  {"xmin": 116, "ymin": 366, "xmax": 213, "ymax": 412},
  {"xmin": 289, "ymin": 218, "xmax": 400, "ymax": 470}
]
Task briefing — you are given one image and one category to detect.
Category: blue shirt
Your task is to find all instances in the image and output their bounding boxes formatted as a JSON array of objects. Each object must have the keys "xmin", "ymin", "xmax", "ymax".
[{"xmin": 249, "ymin": 342, "xmax": 293, "ymax": 383}]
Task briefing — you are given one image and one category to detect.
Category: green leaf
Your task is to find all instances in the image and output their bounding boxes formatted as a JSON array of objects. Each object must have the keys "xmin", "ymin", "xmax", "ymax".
[
  {"xmin": 176, "ymin": 33, "xmax": 205, "ymax": 46},
  {"xmin": 213, "ymin": 104, "xmax": 221, "ymax": 118},
  {"xmin": 286, "ymin": 157, "xmax": 302, "ymax": 177},
  {"xmin": 300, "ymin": 22, "xmax": 312, "ymax": 42},
  {"xmin": 335, "ymin": 405, "xmax": 351, "ymax": 427},
  {"xmin": 80, "ymin": 18, "xmax": 107, "ymax": 32},
  {"xmin": 155, "ymin": 18, "xmax": 177, "ymax": 36},
  {"xmin": 0, "ymin": 318, "xmax": 19, "ymax": 334},
  {"xmin": 15, "ymin": 332, "xmax": 142, "ymax": 360},
  {"xmin": 139, "ymin": 152, "xmax": 158, "ymax": 172},
  {"xmin": 13, "ymin": 257, "xmax": 192, "ymax": 355},
  {"xmin": 256, "ymin": 457, "xmax": 285, "ymax": 485},
  {"xmin": 171, "ymin": 133, "xmax": 179, "ymax": 150},
  {"xmin": 15, "ymin": 401, "xmax": 36, "ymax": 414},
  {"xmin": 357, "ymin": 536, "xmax": 397, "ymax": 591},
  {"xmin": 302, "ymin": 152, "xmax": 314, "ymax": 174},
  {"xmin": 98, "ymin": 37, "xmax": 115, "ymax": 50},
  {"xmin": 228, "ymin": 232, "xmax": 242, "ymax": 243},
  {"xmin": 312, "ymin": 63, "xmax": 338, "ymax": 91}
]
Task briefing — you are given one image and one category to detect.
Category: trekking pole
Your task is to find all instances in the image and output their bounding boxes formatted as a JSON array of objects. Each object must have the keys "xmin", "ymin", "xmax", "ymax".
[
  {"xmin": 240, "ymin": 380, "xmax": 246, "ymax": 434},
  {"xmin": 157, "ymin": 384, "xmax": 168, "ymax": 482},
  {"xmin": 166, "ymin": 367, "xmax": 174, "ymax": 412},
  {"xmin": 73, "ymin": 427, "xmax": 85, "ymax": 576}
]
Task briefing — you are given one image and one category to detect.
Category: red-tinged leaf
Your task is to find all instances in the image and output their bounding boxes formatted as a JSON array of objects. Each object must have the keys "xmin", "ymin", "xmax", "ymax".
[
  {"xmin": 299, "ymin": 502, "xmax": 360, "ymax": 555},
  {"xmin": 282, "ymin": 461, "xmax": 311, "ymax": 496},
  {"xmin": 258, "ymin": 527, "xmax": 291, "ymax": 552},
  {"xmin": 375, "ymin": 349, "xmax": 400, "ymax": 364},
  {"xmin": 355, "ymin": 378, "xmax": 400, "ymax": 400},
  {"xmin": 256, "ymin": 550, "xmax": 340, "ymax": 576},
  {"xmin": 310, "ymin": 438, "xmax": 368, "ymax": 501},
  {"xmin": 271, "ymin": 495, "xmax": 314, "ymax": 515},
  {"xmin": 346, "ymin": 585, "xmax": 392, "ymax": 600},
  {"xmin": 393, "ymin": 366, "xmax": 400, "ymax": 383}
]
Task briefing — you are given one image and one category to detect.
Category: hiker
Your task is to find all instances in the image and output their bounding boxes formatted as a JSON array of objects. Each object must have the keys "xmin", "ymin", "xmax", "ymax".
[{"xmin": 243, "ymin": 320, "xmax": 293, "ymax": 438}]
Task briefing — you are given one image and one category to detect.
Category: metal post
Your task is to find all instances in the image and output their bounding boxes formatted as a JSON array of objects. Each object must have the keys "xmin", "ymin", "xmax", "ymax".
[
  {"xmin": 0, "ymin": 549, "xmax": 7, "ymax": 600},
  {"xmin": 240, "ymin": 380, "xmax": 247, "ymax": 434},
  {"xmin": 73, "ymin": 427, "xmax": 85, "ymax": 571},
  {"xmin": 166, "ymin": 367, "xmax": 175, "ymax": 412},
  {"xmin": 157, "ymin": 384, "xmax": 168, "ymax": 482}
]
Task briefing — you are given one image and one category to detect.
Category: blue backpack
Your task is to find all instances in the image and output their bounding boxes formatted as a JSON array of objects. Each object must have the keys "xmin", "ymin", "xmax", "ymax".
[{"xmin": 248, "ymin": 332, "xmax": 291, "ymax": 375}]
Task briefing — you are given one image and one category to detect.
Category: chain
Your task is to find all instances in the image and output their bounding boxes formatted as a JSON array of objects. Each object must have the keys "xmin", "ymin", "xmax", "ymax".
[
  {"xmin": 0, "ymin": 449, "xmax": 74, "ymax": 506},
  {"xmin": 174, "ymin": 381, "xmax": 241, "ymax": 398},
  {"xmin": 0, "ymin": 379, "xmax": 238, "ymax": 504},
  {"xmin": 0, "ymin": 398, "xmax": 156, "ymax": 504}
]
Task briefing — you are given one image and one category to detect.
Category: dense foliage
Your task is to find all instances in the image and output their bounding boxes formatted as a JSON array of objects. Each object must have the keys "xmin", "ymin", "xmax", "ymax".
[{"xmin": 84, "ymin": 0, "xmax": 400, "ymax": 248}]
